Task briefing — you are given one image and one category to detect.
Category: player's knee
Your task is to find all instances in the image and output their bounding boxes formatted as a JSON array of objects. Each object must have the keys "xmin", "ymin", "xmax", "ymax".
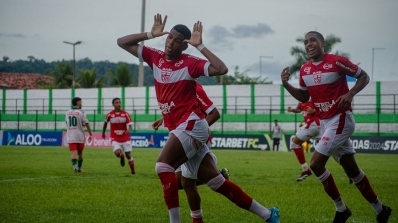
[
  {"xmin": 206, "ymin": 174, "xmax": 225, "ymax": 191},
  {"xmin": 155, "ymin": 162, "xmax": 175, "ymax": 174}
]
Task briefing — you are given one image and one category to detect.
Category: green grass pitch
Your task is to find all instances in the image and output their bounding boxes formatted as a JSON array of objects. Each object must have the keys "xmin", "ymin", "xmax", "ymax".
[{"xmin": 0, "ymin": 146, "xmax": 396, "ymax": 223}]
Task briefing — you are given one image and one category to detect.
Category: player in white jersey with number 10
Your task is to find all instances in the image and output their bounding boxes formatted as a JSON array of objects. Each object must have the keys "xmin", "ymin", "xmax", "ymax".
[{"xmin": 65, "ymin": 97, "xmax": 92, "ymax": 173}]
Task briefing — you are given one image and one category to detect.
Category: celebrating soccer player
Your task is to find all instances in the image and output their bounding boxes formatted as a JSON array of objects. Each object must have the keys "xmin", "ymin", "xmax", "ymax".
[
  {"xmin": 102, "ymin": 98, "xmax": 135, "ymax": 174},
  {"xmin": 117, "ymin": 13, "xmax": 280, "ymax": 223},
  {"xmin": 65, "ymin": 97, "xmax": 92, "ymax": 173},
  {"xmin": 152, "ymin": 81, "xmax": 230, "ymax": 222},
  {"xmin": 281, "ymin": 31, "xmax": 392, "ymax": 223},
  {"xmin": 287, "ymin": 101, "xmax": 320, "ymax": 181}
]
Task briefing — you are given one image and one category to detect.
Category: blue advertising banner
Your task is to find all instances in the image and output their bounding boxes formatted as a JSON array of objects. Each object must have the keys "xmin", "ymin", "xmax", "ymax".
[
  {"xmin": 3, "ymin": 131, "xmax": 63, "ymax": 146},
  {"xmin": 130, "ymin": 133, "xmax": 169, "ymax": 148}
]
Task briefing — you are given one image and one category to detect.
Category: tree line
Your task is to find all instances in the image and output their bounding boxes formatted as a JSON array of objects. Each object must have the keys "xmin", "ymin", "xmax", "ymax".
[{"xmin": 0, "ymin": 33, "xmax": 345, "ymax": 89}]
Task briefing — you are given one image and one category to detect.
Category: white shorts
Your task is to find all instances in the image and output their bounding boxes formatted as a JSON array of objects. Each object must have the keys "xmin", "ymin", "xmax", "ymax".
[
  {"xmin": 175, "ymin": 141, "xmax": 214, "ymax": 173},
  {"xmin": 170, "ymin": 117, "xmax": 209, "ymax": 159},
  {"xmin": 112, "ymin": 141, "xmax": 132, "ymax": 153},
  {"xmin": 296, "ymin": 122, "xmax": 320, "ymax": 141},
  {"xmin": 315, "ymin": 111, "xmax": 356, "ymax": 163},
  {"xmin": 181, "ymin": 148, "xmax": 218, "ymax": 179}
]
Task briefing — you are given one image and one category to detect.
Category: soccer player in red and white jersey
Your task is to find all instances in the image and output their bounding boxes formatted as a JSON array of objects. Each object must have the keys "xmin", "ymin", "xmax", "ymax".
[
  {"xmin": 118, "ymin": 13, "xmax": 280, "ymax": 223},
  {"xmin": 65, "ymin": 97, "xmax": 93, "ymax": 173},
  {"xmin": 287, "ymin": 101, "xmax": 320, "ymax": 181},
  {"xmin": 281, "ymin": 31, "xmax": 391, "ymax": 223},
  {"xmin": 102, "ymin": 98, "xmax": 135, "ymax": 174},
  {"xmin": 152, "ymin": 82, "xmax": 229, "ymax": 222}
]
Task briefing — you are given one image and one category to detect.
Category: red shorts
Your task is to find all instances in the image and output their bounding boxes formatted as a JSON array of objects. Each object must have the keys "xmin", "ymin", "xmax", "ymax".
[{"xmin": 69, "ymin": 143, "xmax": 85, "ymax": 152}]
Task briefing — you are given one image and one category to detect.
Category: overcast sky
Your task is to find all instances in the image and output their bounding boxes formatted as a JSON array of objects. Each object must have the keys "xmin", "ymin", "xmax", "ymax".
[{"xmin": 1, "ymin": 0, "xmax": 397, "ymax": 83}]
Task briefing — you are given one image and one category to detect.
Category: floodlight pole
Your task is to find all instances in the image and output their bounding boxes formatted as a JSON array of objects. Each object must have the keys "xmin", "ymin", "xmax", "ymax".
[{"xmin": 63, "ymin": 41, "xmax": 82, "ymax": 90}]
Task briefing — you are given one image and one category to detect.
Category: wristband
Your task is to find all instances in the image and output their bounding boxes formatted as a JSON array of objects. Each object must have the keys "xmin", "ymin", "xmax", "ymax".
[
  {"xmin": 147, "ymin": 32, "xmax": 154, "ymax": 39},
  {"xmin": 196, "ymin": 44, "xmax": 205, "ymax": 51}
]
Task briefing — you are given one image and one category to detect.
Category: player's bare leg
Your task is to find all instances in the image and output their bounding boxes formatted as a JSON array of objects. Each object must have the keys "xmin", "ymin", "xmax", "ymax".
[
  {"xmin": 125, "ymin": 151, "xmax": 135, "ymax": 174},
  {"xmin": 155, "ymin": 133, "xmax": 189, "ymax": 223},
  {"xmin": 291, "ymin": 136, "xmax": 311, "ymax": 181},
  {"xmin": 197, "ymin": 154, "xmax": 280, "ymax": 222},
  {"xmin": 114, "ymin": 148, "xmax": 125, "ymax": 167},
  {"xmin": 181, "ymin": 176, "xmax": 203, "ymax": 222},
  {"xmin": 340, "ymin": 154, "xmax": 391, "ymax": 222}
]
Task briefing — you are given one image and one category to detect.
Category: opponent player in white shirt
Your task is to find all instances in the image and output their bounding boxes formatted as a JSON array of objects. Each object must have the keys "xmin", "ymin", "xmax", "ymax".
[
  {"xmin": 281, "ymin": 31, "xmax": 391, "ymax": 223},
  {"xmin": 65, "ymin": 97, "xmax": 92, "ymax": 173},
  {"xmin": 118, "ymin": 13, "xmax": 280, "ymax": 223}
]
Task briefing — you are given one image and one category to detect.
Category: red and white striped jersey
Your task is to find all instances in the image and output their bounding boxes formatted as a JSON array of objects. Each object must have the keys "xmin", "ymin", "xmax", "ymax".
[
  {"xmin": 299, "ymin": 54, "xmax": 361, "ymax": 119},
  {"xmin": 105, "ymin": 110, "xmax": 133, "ymax": 142},
  {"xmin": 300, "ymin": 101, "xmax": 320, "ymax": 128},
  {"xmin": 65, "ymin": 109, "xmax": 89, "ymax": 144},
  {"xmin": 138, "ymin": 45, "xmax": 209, "ymax": 131},
  {"xmin": 196, "ymin": 82, "xmax": 215, "ymax": 115}
]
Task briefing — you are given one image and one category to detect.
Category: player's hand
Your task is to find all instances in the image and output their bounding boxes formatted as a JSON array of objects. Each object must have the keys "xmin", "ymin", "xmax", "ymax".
[
  {"xmin": 88, "ymin": 135, "xmax": 92, "ymax": 143},
  {"xmin": 281, "ymin": 67, "xmax": 290, "ymax": 84},
  {"xmin": 184, "ymin": 21, "xmax": 203, "ymax": 47},
  {"xmin": 151, "ymin": 13, "xmax": 169, "ymax": 38},
  {"xmin": 287, "ymin": 106, "xmax": 292, "ymax": 112},
  {"xmin": 336, "ymin": 92, "xmax": 354, "ymax": 108},
  {"xmin": 101, "ymin": 133, "xmax": 105, "ymax": 139},
  {"xmin": 152, "ymin": 119, "xmax": 163, "ymax": 130},
  {"xmin": 124, "ymin": 130, "xmax": 130, "ymax": 135}
]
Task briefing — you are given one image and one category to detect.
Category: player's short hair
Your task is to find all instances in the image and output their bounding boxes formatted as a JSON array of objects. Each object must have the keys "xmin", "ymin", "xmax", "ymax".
[
  {"xmin": 172, "ymin": 24, "xmax": 191, "ymax": 40},
  {"xmin": 274, "ymin": 119, "xmax": 278, "ymax": 122},
  {"xmin": 306, "ymin": 31, "xmax": 324, "ymax": 41},
  {"xmin": 112, "ymin": 98, "xmax": 121, "ymax": 105},
  {"xmin": 72, "ymin": 97, "xmax": 81, "ymax": 106}
]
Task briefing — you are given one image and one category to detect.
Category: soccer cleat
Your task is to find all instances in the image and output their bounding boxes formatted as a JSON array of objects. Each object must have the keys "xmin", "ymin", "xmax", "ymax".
[
  {"xmin": 296, "ymin": 169, "xmax": 312, "ymax": 181},
  {"xmin": 333, "ymin": 207, "xmax": 351, "ymax": 223},
  {"xmin": 120, "ymin": 153, "xmax": 125, "ymax": 167},
  {"xmin": 376, "ymin": 205, "xmax": 392, "ymax": 223},
  {"xmin": 219, "ymin": 168, "xmax": 230, "ymax": 180},
  {"xmin": 76, "ymin": 169, "xmax": 84, "ymax": 173},
  {"xmin": 266, "ymin": 207, "xmax": 280, "ymax": 223}
]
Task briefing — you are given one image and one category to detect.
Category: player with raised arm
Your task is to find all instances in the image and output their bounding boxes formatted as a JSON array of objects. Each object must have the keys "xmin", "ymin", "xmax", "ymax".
[
  {"xmin": 118, "ymin": 13, "xmax": 280, "ymax": 223},
  {"xmin": 152, "ymin": 82, "xmax": 229, "ymax": 223},
  {"xmin": 281, "ymin": 31, "xmax": 391, "ymax": 223},
  {"xmin": 102, "ymin": 98, "xmax": 135, "ymax": 174},
  {"xmin": 287, "ymin": 101, "xmax": 320, "ymax": 181},
  {"xmin": 65, "ymin": 97, "xmax": 92, "ymax": 173}
]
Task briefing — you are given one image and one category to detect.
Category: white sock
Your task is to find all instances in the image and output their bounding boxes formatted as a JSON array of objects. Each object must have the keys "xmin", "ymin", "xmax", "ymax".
[
  {"xmin": 190, "ymin": 209, "xmax": 203, "ymax": 218},
  {"xmin": 249, "ymin": 200, "xmax": 271, "ymax": 220},
  {"xmin": 301, "ymin": 163, "xmax": 309, "ymax": 171},
  {"xmin": 168, "ymin": 207, "xmax": 180, "ymax": 223},
  {"xmin": 333, "ymin": 197, "xmax": 346, "ymax": 212},
  {"xmin": 371, "ymin": 198, "xmax": 383, "ymax": 215}
]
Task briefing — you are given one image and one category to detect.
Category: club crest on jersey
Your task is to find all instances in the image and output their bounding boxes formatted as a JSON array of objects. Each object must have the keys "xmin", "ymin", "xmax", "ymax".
[
  {"xmin": 161, "ymin": 70, "xmax": 172, "ymax": 82},
  {"xmin": 304, "ymin": 67, "xmax": 311, "ymax": 74},
  {"xmin": 323, "ymin": 63, "xmax": 333, "ymax": 69},
  {"xmin": 313, "ymin": 74, "xmax": 322, "ymax": 84}
]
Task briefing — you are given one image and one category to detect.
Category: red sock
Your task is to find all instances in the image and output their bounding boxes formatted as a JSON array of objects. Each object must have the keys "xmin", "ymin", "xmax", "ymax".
[
  {"xmin": 158, "ymin": 172, "xmax": 179, "ymax": 209},
  {"xmin": 216, "ymin": 180, "xmax": 253, "ymax": 210},
  {"xmin": 129, "ymin": 160, "xmax": 135, "ymax": 173},
  {"xmin": 322, "ymin": 174, "xmax": 340, "ymax": 200},
  {"xmin": 355, "ymin": 175, "xmax": 377, "ymax": 203},
  {"xmin": 293, "ymin": 148, "xmax": 306, "ymax": 164}
]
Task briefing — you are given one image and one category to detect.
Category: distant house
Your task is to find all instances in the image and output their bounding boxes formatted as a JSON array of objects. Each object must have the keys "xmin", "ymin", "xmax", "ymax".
[{"xmin": 0, "ymin": 73, "xmax": 53, "ymax": 89}]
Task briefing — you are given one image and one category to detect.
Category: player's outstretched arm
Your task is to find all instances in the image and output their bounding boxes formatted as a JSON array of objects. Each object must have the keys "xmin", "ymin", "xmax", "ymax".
[
  {"xmin": 101, "ymin": 122, "xmax": 108, "ymax": 139},
  {"xmin": 152, "ymin": 118, "xmax": 164, "ymax": 130},
  {"xmin": 287, "ymin": 103, "xmax": 302, "ymax": 113},
  {"xmin": 86, "ymin": 124, "xmax": 93, "ymax": 143},
  {"xmin": 183, "ymin": 21, "xmax": 228, "ymax": 76},
  {"xmin": 281, "ymin": 67, "xmax": 310, "ymax": 102},
  {"xmin": 117, "ymin": 13, "xmax": 169, "ymax": 57}
]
